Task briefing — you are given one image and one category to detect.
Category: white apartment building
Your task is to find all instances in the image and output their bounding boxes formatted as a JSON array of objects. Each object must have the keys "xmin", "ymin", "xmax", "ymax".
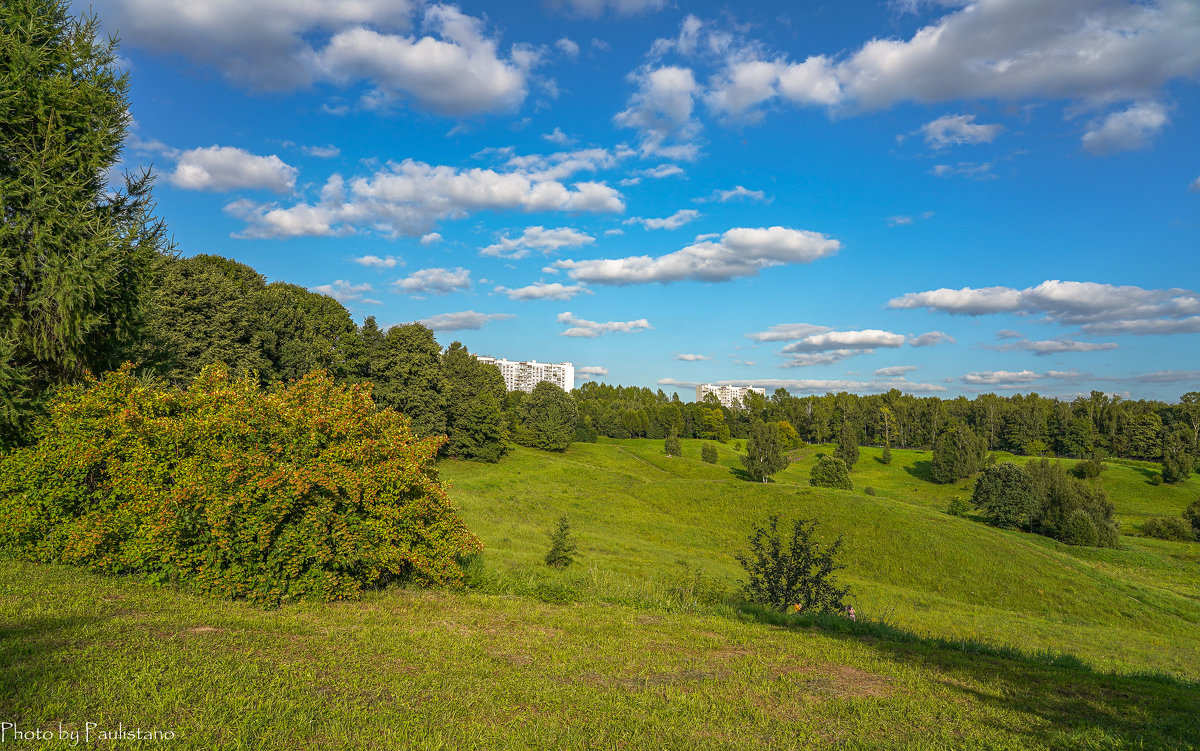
[
  {"xmin": 696, "ymin": 384, "xmax": 766, "ymax": 409},
  {"xmin": 477, "ymin": 356, "xmax": 575, "ymax": 393}
]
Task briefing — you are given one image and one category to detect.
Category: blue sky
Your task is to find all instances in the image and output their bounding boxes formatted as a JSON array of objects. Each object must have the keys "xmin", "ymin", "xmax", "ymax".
[{"xmin": 88, "ymin": 0, "xmax": 1200, "ymax": 400}]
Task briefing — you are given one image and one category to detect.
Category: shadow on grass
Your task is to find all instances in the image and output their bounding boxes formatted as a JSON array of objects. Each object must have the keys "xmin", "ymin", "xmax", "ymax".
[
  {"xmin": 903, "ymin": 460, "xmax": 938, "ymax": 483},
  {"xmin": 0, "ymin": 615, "xmax": 107, "ymax": 722},
  {"xmin": 736, "ymin": 602, "xmax": 1200, "ymax": 748}
]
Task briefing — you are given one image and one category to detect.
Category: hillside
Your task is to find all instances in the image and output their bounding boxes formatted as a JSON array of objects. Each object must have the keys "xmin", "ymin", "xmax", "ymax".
[{"xmin": 443, "ymin": 439, "xmax": 1200, "ymax": 679}]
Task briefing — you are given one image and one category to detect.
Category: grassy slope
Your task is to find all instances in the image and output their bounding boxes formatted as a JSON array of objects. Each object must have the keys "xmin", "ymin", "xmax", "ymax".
[
  {"xmin": 3, "ymin": 439, "xmax": 1199, "ymax": 749},
  {"xmin": 444, "ymin": 439, "xmax": 1200, "ymax": 679}
]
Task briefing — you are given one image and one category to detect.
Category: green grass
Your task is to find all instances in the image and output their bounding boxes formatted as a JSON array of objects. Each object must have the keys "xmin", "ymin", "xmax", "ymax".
[
  {"xmin": 443, "ymin": 439, "xmax": 1200, "ymax": 679},
  {"xmin": 3, "ymin": 437, "xmax": 1199, "ymax": 749}
]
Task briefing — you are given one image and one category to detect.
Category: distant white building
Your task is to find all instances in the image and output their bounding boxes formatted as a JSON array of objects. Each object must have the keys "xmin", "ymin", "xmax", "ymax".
[
  {"xmin": 696, "ymin": 384, "xmax": 766, "ymax": 409},
  {"xmin": 477, "ymin": 356, "xmax": 575, "ymax": 393}
]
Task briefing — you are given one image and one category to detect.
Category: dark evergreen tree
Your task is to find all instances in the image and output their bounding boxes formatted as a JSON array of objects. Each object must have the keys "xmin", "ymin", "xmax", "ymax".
[
  {"xmin": 931, "ymin": 422, "xmax": 987, "ymax": 483},
  {"xmin": 664, "ymin": 429, "xmax": 682, "ymax": 457},
  {"xmin": 372, "ymin": 323, "xmax": 447, "ymax": 438},
  {"xmin": 544, "ymin": 515, "xmax": 578, "ymax": 568},
  {"xmin": 1161, "ymin": 428, "xmax": 1193, "ymax": 484},
  {"xmin": 971, "ymin": 463, "xmax": 1037, "ymax": 530},
  {"xmin": 520, "ymin": 382, "xmax": 577, "ymax": 451},
  {"xmin": 441, "ymin": 342, "xmax": 507, "ymax": 461},
  {"xmin": 1185, "ymin": 499, "xmax": 1200, "ymax": 538},
  {"xmin": 835, "ymin": 420, "xmax": 859, "ymax": 470},
  {"xmin": 881, "ymin": 445, "xmax": 893, "ymax": 465},
  {"xmin": 0, "ymin": 0, "xmax": 171, "ymax": 445},
  {"xmin": 742, "ymin": 421, "xmax": 788, "ymax": 483}
]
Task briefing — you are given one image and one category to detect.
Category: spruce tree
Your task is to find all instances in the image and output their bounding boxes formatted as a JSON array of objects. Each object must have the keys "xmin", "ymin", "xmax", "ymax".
[
  {"xmin": 835, "ymin": 420, "xmax": 860, "ymax": 470},
  {"xmin": 544, "ymin": 515, "xmax": 578, "ymax": 568},
  {"xmin": 0, "ymin": 0, "xmax": 171, "ymax": 445}
]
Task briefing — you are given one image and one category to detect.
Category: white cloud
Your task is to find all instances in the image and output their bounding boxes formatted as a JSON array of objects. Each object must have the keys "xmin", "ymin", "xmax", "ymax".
[
  {"xmin": 420, "ymin": 232, "xmax": 443, "ymax": 245},
  {"xmin": 169, "ymin": 146, "xmax": 297, "ymax": 193},
  {"xmin": 392, "ymin": 267, "xmax": 471, "ymax": 295},
  {"xmin": 626, "ymin": 209, "xmax": 701, "ymax": 230},
  {"xmin": 657, "ymin": 377, "xmax": 699, "ymax": 389},
  {"xmin": 875, "ymin": 365, "xmax": 918, "ymax": 377},
  {"xmin": 494, "ymin": 282, "xmax": 591, "ymax": 301},
  {"xmin": 746, "ymin": 323, "xmax": 832, "ymax": 342},
  {"xmin": 614, "ymin": 65, "xmax": 701, "ymax": 159},
  {"xmin": 227, "ymin": 159, "xmax": 624, "ymax": 238},
  {"xmin": 998, "ymin": 338, "xmax": 1120, "ymax": 355},
  {"xmin": 887, "ymin": 211, "xmax": 934, "ymax": 227},
  {"xmin": 555, "ymin": 226, "xmax": 839, "ymax": 285},
  {"xmin": 352, "ymin": 254, "xmax": 403, "ymax": 269},
  {"xmin": 909, "ymin": 331, "xmax": 954, "ymax": 347},
  {"xmin": 1081, "ymin": 101, "xmax": 1170, "ymax": 155},
  {"xmin": 711, "ymin": 378, "xmax": 947, "ymax": 394},
  {"xmin": 930, "ymin": 162, "xmax": 994, "ymax": 179},
  {"xmin": 551, "ymin": 0, "xmax": 667, "ymax": 17},
  {"xmin": 542, "ymin": 126, "xmax": 575, "ymax": 145},
  {"xmin": 503, "ymin": 146, "xmax": 630, "ymax": 181},
  {"xmin": 302, "ymin": 144, "xmax": 341, "ymax": 158},
  {"xmin": 310, "ymin": 280, "xmax": 377, "ymax": 303},
  {"xmin": 781, "ymin": 350, "xmax": 861, "ymax": 368},
  {"xmin": 481, "ymin": 226, "xmax": 595, "ymax": 259},
  {"xmin": 706, "ymin": 0, "xmax": 1200, "ymax": 119},
  {"xmin": 1191, "ymin": 175, "xmax": 1200, "ymax": 191},
  {"xmin": 319, "ymin": 6, "xmax": 533, "ymax": 116},
  {"xmin": 963, "ymin": 370, "xmax": 1043, "ymax": 386},
  {"xmin": 555, "ymin": 38, "xmax": 580, "ymax": 59},
  {"xmin": 419, "ymin": 310, "xmax": 515, "ymax": 330},
  {"xmin": 674, "ymin": 353, "xmax": 711, "ymax": 361},
  {"xmin": 557, "ymin": 311, "xmax": 652, "ymax": 337},
  {"xmin": 919, "ymin": 114, "xmax": 1003, "ymax": 148},
  {"xmin": 782, "ymin": 329, "xmax": 908, "ymax": 353},
  {"xmin": 699, "ymin": 185, "xmax": 767, "ymax": 203},
  {"xmin": 890, "ymin": 279, "xmax": 1200, "ymax": 334},
  {"xmin": 996, "ymin": 329, "xmax": 1024, "ymax": 339},
  {"xmin": 578, "ymin": 365, "xmax": 609, "ymax": 375}
]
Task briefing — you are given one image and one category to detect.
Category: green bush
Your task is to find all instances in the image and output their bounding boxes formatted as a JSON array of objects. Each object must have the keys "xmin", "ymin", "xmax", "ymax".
[
  {"xmin": 971, "ymin": 463, "xmax": 1036, "ymax": 529},
  {"xmin": 1185, "ymin": 500, "xmax": 1200, "ymax": 537},
  {"xmin": 1025, "ymin": 459, "xmax": 1119, "ymax": 547},
  {"xmin": 947, "ymin": 497, "xmax": 972, "ymax": 517},
  {"xmin": 1141, "ymin": 516, "xmax": 1195, "ymax": 542},
  {"xmin": 931, "ymin": 422, "xmax": 987, "ymax": 483},
  {"xmin": 735, "ymin": 515, "xmax": 850, "ymax": 615},
  {"xmin": 701, "ymin": 442, "xmax": 718, "ymax": 464},
  {"xmin": 863, "ymin": 486, "xmax": 876, "ymax": 496},
  {"xmin": 880, "ymin": 445, "xmax": 892, "ymax": 465},
  {"xmin": 1061, "ymin": 509, "xmax": 1099, "ymax": 547},
  {"xmin": 544, "ymin": 514, "xmax": 578, "ymax": 568},
  {"xmin": 810, "ymin": 456, "xmax": 852, "ymax": 490},
  {"xmin": 1071, "ymin": 455, "xmax": 1106, "ymax": 480},
  {"xmin": 0, "ymin": 365, "xmax": 481, "ymax": 605}
]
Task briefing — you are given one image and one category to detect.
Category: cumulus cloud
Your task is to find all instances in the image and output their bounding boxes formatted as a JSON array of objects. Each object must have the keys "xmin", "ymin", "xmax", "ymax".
[
  {"xmin": 502, "ymin": 146, "xmax": 630, "ymax": 181},
  {"xmin": 494, "ymin": 282, "xmax": 592, "ymax": 301},
  {"xmin": 550, "ymin": 0, "xmax": 667, "ymax": 18},
  {"xmin": 227, "ymin": 159, "xmax": 624, "ymax": 238},
  {"xmin": 418, "ymin": 310, "xmax": 515, "ymax": 330},
  {"xmin": 705, "ymin": 0, "xmax": 1200, "ymax": 119},
  {"xmin": 542, "ymin": 127, "xmax": 575, "ymax": 145},
  {"xmin": 302, "ymin": 144, "xmax": 341, "ymax": 158},
  {"xmin": 963, "ymin": 369, "xmax": 1044, "ymax": 386},
  {"xmin": 995, "ymin": 338, "xmax": 1120, "ymax": 355},
  {"xmin": 557, "ymin": 311, "xmax": 652, "ymax": 337},
  {"xmin": 614, "ymin": 65, "xmax": 701, "ymax": 159},
  {"xmin": 675, "ymin": 353, "xmax": 711, "ymax": 361},
  {"xmin": 745, "ymin": 323, "xmax": 832, "ymax": 342},
  {"xmin": 782, "ymin": 329, "xmax": 908, "ymax": 353},
  {"xmin": 909, "ymin": 331, "xmax": 954, "ymax": 347},
  {"xmin": 626, "ymin": 209, "xmax": 701, "ymax": 230},
  {"xmin": 352, "ymin": 254, "xmax": 402, "ymax": 269},
  {"xmin": 578, "ymin": 365, "xmax": 609, "ymax": 375},
  {"xmin": 919, "ymin": 114, "xmax": 1004, "ymax": 148},
  {"xmin": 392, "ymin": 267, "xmax": 471, "ymax": 295},
  {"xmin": 781, "ymin": 350, "xmax": 861, "ymax": 368},
  {"xmin": 930, "ymin": 162, "xmax": 994, "ymax": 179},
  {"xmin": 169, "ymin": 146, "xmax": 297, "ymax": 192},
  {"xmin": 705, "ymin": 378, "xmax": 947, "ymax": 394},
  {"xmin": 420, "ymin": 232, "xmax": 443, "ymax": 245},
  {"xmin": 310, "ymin": 280, "xmax": 378, "ymax": 304},
  {"xmin": 555, "ymin": 38, "xmax": 580, "ymax": 59},
  {"xmin": 554, "ymin": 226, "xmax": 839, "ymax": 285},
  {"xmin": 657, "ymin": 377, "xmax": 699, "ymax": 389},
  {"xmin": 1081, "ymin": 101, "xmax": 1170, "ymax": 155},
  {"xmin": 699, "ymin": 185, "xmax": 768, "ymax": 203},
  {"xmin": 95, "ymin": 3, "xmax": 538, "ymax": 116},
  {"xmin": 875, "ymin": 365, "xmax": 918, "ymax": 377},
  {"xmin": 889, "ymin": 279, "xmax": 1200, "ymax": 335},
  {"xmin": 481, "ymin": 226, "xmax": 595, "ymax": 259}
]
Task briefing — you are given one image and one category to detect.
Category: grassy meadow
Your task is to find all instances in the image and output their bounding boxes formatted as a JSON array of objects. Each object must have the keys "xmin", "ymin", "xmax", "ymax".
[{"xmin": 3, "ymin": 438, "xmax": 1199, "ymax": 749}]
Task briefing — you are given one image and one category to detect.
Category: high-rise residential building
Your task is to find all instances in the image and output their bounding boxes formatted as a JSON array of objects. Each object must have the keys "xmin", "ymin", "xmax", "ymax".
[
  {"xmin": 696, "ymin": 384, "xmax": 766, "ymax": 409},
  {"xmin": 477, "ymin": 356, "xmax": 575, "ymax": 393}
]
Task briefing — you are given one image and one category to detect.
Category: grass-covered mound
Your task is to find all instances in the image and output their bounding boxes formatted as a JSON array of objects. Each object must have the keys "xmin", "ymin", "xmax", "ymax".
[
  {"xmin": 0, "ymin": 365, "xmax": 479, "ymax": 605},
  {"xmin": 443, "ymin": 439, "xmax": 1200, "ymax": 679}
]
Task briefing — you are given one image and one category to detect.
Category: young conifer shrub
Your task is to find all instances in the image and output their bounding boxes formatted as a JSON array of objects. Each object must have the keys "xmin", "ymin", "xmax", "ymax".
[
  {"xmin": 0, "ymin": 364, "xmax": 481, "ymax": 605},
  {"xmin": 544, "ymin": 515, "xmax": 578, "ymax": 568},
  {"xmin": 701, "ymin": 442, "xmax": 718, "ymax": 464},
  {"xmin": 735, "ymin": 515, "xmax": 851, "ymax": 614}
]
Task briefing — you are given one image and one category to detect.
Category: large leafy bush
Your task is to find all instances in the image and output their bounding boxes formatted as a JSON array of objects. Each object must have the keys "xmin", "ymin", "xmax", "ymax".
[{"xmin": 0, "ymin": 364, "xmax": 481, "ymax": 605}]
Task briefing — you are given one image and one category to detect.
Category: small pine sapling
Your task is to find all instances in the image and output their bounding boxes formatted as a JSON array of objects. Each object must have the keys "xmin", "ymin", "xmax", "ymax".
[{"xmin": 544, "ymin": 515, "xmax": 578, "ymax": 568}]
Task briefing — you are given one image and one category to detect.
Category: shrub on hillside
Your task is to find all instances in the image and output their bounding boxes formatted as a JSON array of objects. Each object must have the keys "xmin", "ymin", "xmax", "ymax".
[
  {"xmin": 835, "ymin": 421, "xmax": 859, "ymax": 470},
  {"xmin": 971, "ymin": 463, "xmax": 1036, "ymax": 529},
  {"xmin": 1025, "ymin": 459, "xmax": 1119, "ymax": 548},
  {"xmin": 1070, "ymin": 454, "xmax": 1107, "ymax": 480},
  {"xmin": 1141, "ymin": 516, "xmax": 1196, "ymax": 542},
  {"xmin": 701, "ymin": 442, "xmax": 718, "ymax": 464},
  {"xmin": 931, "ymin": 422, "xmax": 987, "ymax": 483},
  {"xmin": 664, "ymin": 430, "xmax": 682, "ymax": 457},
  {"xmin": 1061, "ymin": 509, "xmax": 1099, "ymax": 547},
  {"xmin": 544, "ymin": 515, "xmax": 578, "ymax": 568},
  {"xmin": 1185, "ymin": 500, "xmax": 1200, "ymax": 537},
  {"xmin": 880, "ymin": 445, "xmax": 892, "ymax": 465},
  {"xmin": 0, "ymin": 365, "xmax": 481, "ymax": 605},
  {"xmin": 947, "ymin": 496, "xmax": 972, "ymax": 517},
  {"xmin": 810, "ymin": 456, "xmax": 852, "ymax": 490},
  {"xmin": 735, "ymin": 515, "xmax": 850, "ymax": 614}
]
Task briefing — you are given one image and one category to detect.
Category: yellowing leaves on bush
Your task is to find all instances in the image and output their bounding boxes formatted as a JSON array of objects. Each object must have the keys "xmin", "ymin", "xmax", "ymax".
[{"xmin": 0, "ymin": 364, "xmax": 481, "ymax": 605}]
